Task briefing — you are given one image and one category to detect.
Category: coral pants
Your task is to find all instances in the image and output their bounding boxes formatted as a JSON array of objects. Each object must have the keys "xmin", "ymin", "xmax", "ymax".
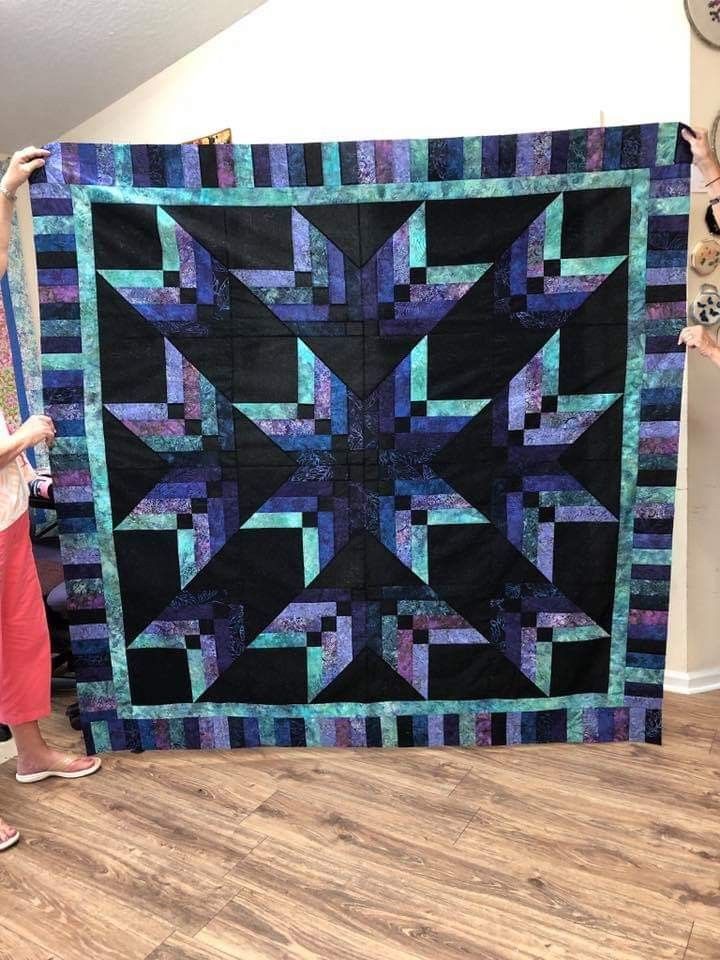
[{"xmin": 0, "ymin": 511, "xmax": 51, "ymax": 725}]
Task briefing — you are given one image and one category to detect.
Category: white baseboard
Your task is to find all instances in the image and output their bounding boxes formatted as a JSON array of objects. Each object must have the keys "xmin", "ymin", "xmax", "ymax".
[{"xmin": 664, "ymin": 668, "xmax": 720, "ymax": 695}]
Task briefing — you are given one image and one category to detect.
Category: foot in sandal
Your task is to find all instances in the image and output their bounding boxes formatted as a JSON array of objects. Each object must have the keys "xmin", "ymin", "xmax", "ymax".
[
  {"xmin": 15, "ymin": 749, "xmax": 101, "ymax": 784},
  {"xmin": 0, "ymin": 816, "xmax": 19, "ymax": 852}
]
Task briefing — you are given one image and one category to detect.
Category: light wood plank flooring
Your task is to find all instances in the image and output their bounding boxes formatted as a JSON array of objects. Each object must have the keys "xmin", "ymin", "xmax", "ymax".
[{"xmin": 1, "ymin": 691, "xmax": 719, "ymax": 960}]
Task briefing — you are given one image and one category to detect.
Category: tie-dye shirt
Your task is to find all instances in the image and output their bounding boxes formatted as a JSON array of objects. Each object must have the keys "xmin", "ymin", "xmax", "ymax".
[{"xmin": 0, "ymin": 410, "xmax": 29, "ymax": 530}]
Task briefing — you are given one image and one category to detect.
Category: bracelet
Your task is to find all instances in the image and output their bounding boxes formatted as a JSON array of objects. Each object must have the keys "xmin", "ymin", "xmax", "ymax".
[
  {"xmin": 0, "ymin": 183, "xmax": 16, "ymax": 203},
  {"xmin": 707, "ymin": 175, "xmax": 720, "ymax": 188},
  {"xmin": 710, "ymin": 197, "xmax": 720, "ymax": 206}
]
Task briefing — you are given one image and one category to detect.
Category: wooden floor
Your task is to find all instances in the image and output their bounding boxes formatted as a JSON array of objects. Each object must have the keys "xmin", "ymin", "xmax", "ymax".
[{"xmin": 1, "ymin": 692, "xmax": 719, "ymax": 960}]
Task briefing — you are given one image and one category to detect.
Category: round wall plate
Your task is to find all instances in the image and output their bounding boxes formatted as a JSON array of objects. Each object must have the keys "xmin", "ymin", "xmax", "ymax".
[
  {"xmin": 690, "ymin": 283, "xmax": 720, "ymax": 324},
  {"xmin": 691, "ymin": 237, "xmax": 720, "ymax": 275},
  {"xmin": 685, "ymin": 0, "xmax": 720, "ymax": 48}
]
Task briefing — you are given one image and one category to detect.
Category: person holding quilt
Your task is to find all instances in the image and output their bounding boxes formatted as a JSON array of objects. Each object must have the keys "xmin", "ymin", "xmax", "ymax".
[
  {"xmin": 679, "ymin": 126, "xmax": 720, "ymax": 365},
  {"xmin": 0, "ymin": 147, "xmax": 101, "ymax": 854}
]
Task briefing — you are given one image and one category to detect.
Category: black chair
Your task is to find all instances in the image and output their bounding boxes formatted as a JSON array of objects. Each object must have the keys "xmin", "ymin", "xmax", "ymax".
[{"xmin": 30, "ymin": 484, "xmax": 80, "ymax": 724}]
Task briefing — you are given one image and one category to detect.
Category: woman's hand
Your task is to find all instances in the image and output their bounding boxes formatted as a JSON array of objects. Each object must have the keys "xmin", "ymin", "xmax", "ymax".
[
  {"xmin": 681, "ymin": 126, "xmax": 720, "ymax": 182},
  {"xmin": 0, "ymin": 146, "xmax": 50, "ymax": 196},
  {"xmin": 679, "ymin": 324, "xmax": 720, "ymax": 361},
  {"xmin": 15, "ymin": 414, "xmax": 56, "ymax": 449}
]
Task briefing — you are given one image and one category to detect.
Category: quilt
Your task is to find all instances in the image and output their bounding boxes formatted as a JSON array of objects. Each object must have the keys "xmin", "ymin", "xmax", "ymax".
[{"xmin": 29, "ymin": 124, "xmax": 690, "ymax": 751}]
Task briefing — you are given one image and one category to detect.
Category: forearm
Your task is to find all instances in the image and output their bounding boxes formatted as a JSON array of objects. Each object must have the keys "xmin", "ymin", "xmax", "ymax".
[
  {"xmin": 707, "ymin": 342, "xmax": 720, "ymax": 369},
  {"xmin": 0, "ymin": 148, "xmax": 49, "ymax": 280},
  {"xmin": 708, "ymin": 178, "xmax": 720, "ymax": 233},
  {"xmin": 0, "ymin": 431, "xmax": 28, "ymax": 470},
  {"xmin": 698, "ymin": 155, "xmax": 720, "ymax": 231},
  {"xmin": 0, "ymin": 191, "xmax": 12, "ymax": 280}
]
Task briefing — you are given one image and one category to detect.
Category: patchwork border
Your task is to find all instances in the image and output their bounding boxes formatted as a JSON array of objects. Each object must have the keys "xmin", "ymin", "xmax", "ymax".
[{"xmin": 1, "ymin": 156, "xmax": 47, "ymax": 472}]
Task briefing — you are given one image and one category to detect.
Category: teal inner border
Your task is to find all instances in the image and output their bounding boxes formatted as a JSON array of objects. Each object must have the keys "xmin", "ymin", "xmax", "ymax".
[{"xmin": 68, "ymin": 168, "xmax": 649, "ymax": 720}]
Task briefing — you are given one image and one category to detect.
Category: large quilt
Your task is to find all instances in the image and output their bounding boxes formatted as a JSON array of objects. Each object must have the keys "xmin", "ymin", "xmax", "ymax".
[{"xmin": 30, "ymin": 125, "xmax": 690, "ymax": 752}]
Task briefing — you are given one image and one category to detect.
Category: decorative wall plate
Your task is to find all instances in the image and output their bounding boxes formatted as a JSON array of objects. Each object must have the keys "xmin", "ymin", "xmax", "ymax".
[
  {"xmin": 187, "ymin": 128, "xmax": 232, "ymax": 146},
  {"xmin": 690, "ymin": 283, "xmax": 720, "ymax": 324},
  {"xmin": 691, "ymin": 237, "xmax": 720, "ymax": 275},
  {"xmin": 685, "ymin": 0, "xmax": 720, "ymax": 48}
]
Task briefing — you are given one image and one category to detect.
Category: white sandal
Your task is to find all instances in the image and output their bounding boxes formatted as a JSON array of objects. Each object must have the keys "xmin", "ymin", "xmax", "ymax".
[
  {"xmin": 16, "ymin": 755, "xmax": 102, "ymax": 784},
  {"xmin": 0, "ymin": 828, "xmax": 19, "ymax": 852}
]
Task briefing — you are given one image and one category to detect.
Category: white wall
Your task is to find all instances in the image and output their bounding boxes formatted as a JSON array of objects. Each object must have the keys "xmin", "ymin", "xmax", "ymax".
[
  {"xmin": 63, "ymin": 0, "xmax": 690, "ymax": 144},
  {"xmin": 0, "ymin": 0, "xmax": 265, "ymax": 152}
]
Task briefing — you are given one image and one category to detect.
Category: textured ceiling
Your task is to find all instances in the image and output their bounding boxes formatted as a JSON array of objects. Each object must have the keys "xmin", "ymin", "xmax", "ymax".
[{"xmin": 0, "ymin": 0, "xmax": 265, "ymax": 152}]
